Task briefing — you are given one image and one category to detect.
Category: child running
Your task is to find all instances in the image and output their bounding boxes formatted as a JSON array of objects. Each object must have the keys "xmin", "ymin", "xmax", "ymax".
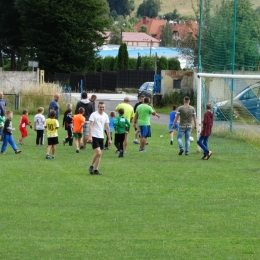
[
  {"xmin": 169, "ymin": 105, "xmax": 178, "ymax": 145},
  {"xmin": 197, "ymin": 103, "xmax": 214, "ymax": 160},
  {"xmin": 114, "ymin": 108, "xmax": 131, "ymax": 158},
  {"xmin": 1, "ymin": 111, "xmax": 21, "ymax": 154},
  {"xmin": 63, "ymin": 103, "xmax": 73, "ymax": 146},
  {"xmin": 34, "ymin": 107, "xmax": 45, "ymax": 146},
  {"xmin": 73, "ymin": 107, "xmax": 85, "ymax": 153},
  {"xmin": 104, "ymin": 111, "xmax": 116, "ymax": 150},
  {"xmin": 18, "ymin": 109, "xmax": 32, "ymax": 145},
  {"xmin": 0, "ymin": 115, "xmax": 4, "ymax": 141},
  {"xmin": 45, "ymin": 110, "xmax": 59, "ymax": 159}
]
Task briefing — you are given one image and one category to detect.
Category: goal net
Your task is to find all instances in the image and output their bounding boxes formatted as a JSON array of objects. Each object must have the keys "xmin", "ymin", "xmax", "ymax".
[{"xmin": 196, "ymin": 73, "xmax": 260, "ymax": 151}]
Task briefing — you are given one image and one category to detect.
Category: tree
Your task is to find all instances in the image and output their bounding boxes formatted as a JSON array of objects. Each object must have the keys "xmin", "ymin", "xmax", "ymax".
[
  {"xmin": 140, "ymin": 56, "xmax": 154, "ymax": 70},
  {"xmin": 201, "ymin": 0, "xmax": 260, "ymax": 72},
  {"xmin": 160, "ymin": 23, "xmax": 173, "ymax": 47},
  {"xmin": 168, "ymin": 58, "xmax": 181, "ymax": 70},
  {"xmin": 15, "ymin": 0, "xmax": 111, "ymax": 74},
  {"xmin": 128, "ymin": 58, "xmax": 137, "ymax": 69},
  {"xmin": 136, "ymin": 54, "xmax": 142, "ymax": 69},
  {"xmin": 137, "ymin": 0, "xmax": 161, "ymax": 18},
  {"xmin": 109, "ymin": 24, "xmax": 121, "ymax": 44},
  {"xmin": 163, "ymin": 9, "xmax": 180, "ymax": 21},
  {"xmin": 157, "ymin": 56, "xmax": 168, "ymax": 70},
  {"xmin": 117, "ymin": 43, "xmax": 129, "ymax": 69},
  {"xmin": 139, "ymin": 25, "xmax": 148, "ymax": 33},
  {"xmin": 107, "ymin": 0, "xmax": 134, "ymax": 17},
  {"xmin": 0, "ymin": 0, "xmax": 23, "ymax": 70}
]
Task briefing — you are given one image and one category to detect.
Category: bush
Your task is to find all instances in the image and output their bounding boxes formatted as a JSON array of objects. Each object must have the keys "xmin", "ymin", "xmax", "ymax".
[{"xmin": 168, "ymin": 58, "xmax": 181, "ymax": 70}]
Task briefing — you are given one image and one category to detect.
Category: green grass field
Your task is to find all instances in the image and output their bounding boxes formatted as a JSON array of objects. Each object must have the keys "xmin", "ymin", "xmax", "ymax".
[{"xmin": 1, "ymin": 115, "xmax": 260, "ymax": 259}]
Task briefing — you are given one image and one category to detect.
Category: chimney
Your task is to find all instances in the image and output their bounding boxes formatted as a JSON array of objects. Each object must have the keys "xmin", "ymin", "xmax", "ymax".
[{"xmin": 143, "ymin": 16, "xmax": 148, "ymax": 24}]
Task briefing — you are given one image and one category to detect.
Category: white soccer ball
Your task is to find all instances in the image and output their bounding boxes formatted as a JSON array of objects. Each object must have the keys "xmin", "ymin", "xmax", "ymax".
[{"xmin": 189, "ymin": 136, "xmax": 194, "ymax": 142}]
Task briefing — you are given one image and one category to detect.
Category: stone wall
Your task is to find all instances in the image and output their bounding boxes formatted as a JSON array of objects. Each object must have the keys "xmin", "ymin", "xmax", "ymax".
[
  {"xmin": 0, "ymin": 68, "xmax": 38, "ymax": 93},
  {"xmin": 161, "ymin": 70, "xmax": 194, "ymax": 96}
]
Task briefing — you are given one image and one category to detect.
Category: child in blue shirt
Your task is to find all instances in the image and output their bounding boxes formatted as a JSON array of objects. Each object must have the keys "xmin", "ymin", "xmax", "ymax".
[
  {"xmin": 104, "ymin": 111, "xmax": 116, "ymax": 150},
  {"xmin": 169, "ymin": 105, "xmax": 178, "ymax": 145}
]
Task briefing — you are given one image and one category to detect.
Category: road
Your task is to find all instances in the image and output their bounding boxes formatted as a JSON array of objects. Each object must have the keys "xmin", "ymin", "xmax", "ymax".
[{"xmin": 69, "ymin": 93, "xmax": 169, "ymax": 125}]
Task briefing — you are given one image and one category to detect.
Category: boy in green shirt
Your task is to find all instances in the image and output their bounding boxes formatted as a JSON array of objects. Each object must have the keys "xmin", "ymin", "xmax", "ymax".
[{"xmin": 114, "ymin": 108, "xmax": 131, "ymax": 158}]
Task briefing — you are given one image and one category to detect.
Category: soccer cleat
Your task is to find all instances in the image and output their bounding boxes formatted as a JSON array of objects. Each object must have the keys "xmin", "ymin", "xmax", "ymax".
[
  {"xmin": 170, "ymin": 140, "xmax": 173, "ymax": 145},
  {"xmin": 139, "ymin": 148, "xmax": 147, "ymax": 152},
  {"xmin": 89, "ymin": 166, "xmax": 94, "ymax": 175},
  {"xmin": 178, "ymin": 149, "xmax": 184, "ymax": 155},
  {"xmin": 15, "ymin": 150, "xmax": 22, "ymax": 154},
  {"xmin": 46, "ymin": 154, "xmax": 51, "ymax": 159},
  {"xmin": 94, "ymin": 170, "xmax": 102, "ymax": 175},
  {"xmin": 133, "ymin": 140, "xmax": 139, "ymax": 144},
  {"xmin": 118, "ymin": 150, "xmax": 124, "ymax": 157},
  {"xmin": 76, "ymin": 148, "xmax": 79, "ymax": 153}
]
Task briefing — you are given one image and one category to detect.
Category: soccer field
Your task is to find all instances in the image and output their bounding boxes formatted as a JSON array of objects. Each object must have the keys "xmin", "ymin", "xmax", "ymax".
[{"xmin": 1, "ymin": 116, "xmax": 260, "ymax": 259}]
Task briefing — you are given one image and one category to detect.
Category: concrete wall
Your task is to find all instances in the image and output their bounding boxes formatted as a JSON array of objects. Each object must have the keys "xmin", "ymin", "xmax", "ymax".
[
  {"xmin": 161, "ymin": 70, "xmax": 194, "ymax": 96},
  {"xmin": 0, "ymin": 68, "xmax": 38, "ymax": 93}
]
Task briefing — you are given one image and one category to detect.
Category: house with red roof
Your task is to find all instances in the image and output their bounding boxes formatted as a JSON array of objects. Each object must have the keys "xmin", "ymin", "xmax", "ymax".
[
  {"xmin": 134, "ymin": 16, "xmax": 167, "ymax": 41},
  {"xmin": 172, "ymin": 20, "xmax": 199, "ymax": 44}
]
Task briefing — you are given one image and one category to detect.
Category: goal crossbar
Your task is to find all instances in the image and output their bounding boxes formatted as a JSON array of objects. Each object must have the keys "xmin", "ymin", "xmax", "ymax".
[{"xmin": 197, "ymin": 73, "xmax": 260, "ymax": 79}]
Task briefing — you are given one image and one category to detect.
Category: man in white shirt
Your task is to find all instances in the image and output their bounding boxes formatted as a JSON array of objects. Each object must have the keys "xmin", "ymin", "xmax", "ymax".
[{"xmin": 88, "ymin": 102, "xmax": 111, "ymax": 175}]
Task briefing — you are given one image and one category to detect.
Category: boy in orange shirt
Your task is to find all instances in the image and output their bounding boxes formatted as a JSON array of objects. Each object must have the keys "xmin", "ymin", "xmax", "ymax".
[{"xmin": 73, "ymin": 107, "xmax": 85, "ymax": 153}]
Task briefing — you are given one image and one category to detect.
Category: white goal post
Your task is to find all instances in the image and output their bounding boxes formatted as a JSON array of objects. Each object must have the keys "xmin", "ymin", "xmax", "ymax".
[{"xmin": 196, "ymin": 73, "xmax": 260, "ymax": 149}]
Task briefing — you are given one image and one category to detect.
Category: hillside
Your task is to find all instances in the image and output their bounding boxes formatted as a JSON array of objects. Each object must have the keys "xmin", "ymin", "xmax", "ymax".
[{"xmin": 134, "ymin": 0, "xmax": 260, "ymax": 17}]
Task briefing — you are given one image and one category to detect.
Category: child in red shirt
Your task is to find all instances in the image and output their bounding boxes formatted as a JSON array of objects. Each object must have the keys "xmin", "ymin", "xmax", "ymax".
[{"xmin": 18, "ymin": 109, "xmax": 32, "ymax": 145}]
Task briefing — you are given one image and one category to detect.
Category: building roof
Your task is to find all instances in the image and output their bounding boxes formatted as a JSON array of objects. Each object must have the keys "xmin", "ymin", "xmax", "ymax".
[
  {"xmin": 172, "ymin": 20, "xmax": 199, "ymax": 40},
  {"xmin": 134, "ymin": 17, "xmax": 167, "ymax": 40},
  {"xmin": 122, "ymin": 32, "xmax": 159, "ymax": 43}
]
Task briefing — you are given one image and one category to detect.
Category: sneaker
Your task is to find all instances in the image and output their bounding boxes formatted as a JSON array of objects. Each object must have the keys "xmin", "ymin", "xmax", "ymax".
[
  {"xmin": 80, "ymin": 145, "xmax": 86, "ymax": 149},
  {"xmin": 89, "ymin": 166, "xmax": 94, "ymax": 175},
  {"xmin": 146, "ymin": 142, "xmax": 148, "ymax": 145},
  {"xmin": 76, "ymin": 148, "xmax": 79, "ymax": 153},
  {"xmin": 201, "ymin": 155, "xmax": 207, "ymax": 159},
  {"xmin": 103, "ymin": 147, "xmax": 109, "ymax": 150},
  {"xmin": 15, "ymin": 150, "xmax": 22, "ymax": 154},
  {"xmin": 118, "ymin": 150, "xmax": 124, "ymax": 157},
  {"xmin": 46, "ymin": 154, "xmax": 51, "ymax": 159},
  {"xmin": 178, "ymin": 149, "xmax": 184, "ymax": 155},
  {"xmin": 63, "ymin": 139, "xmax": 66, "ymax": 146},
  {"xmin": 185, "ymin": 153, "xmax": 189, "ymax": 156},
  {"xmin": 94, "ymin": 170, "xmax": 102, "ymax": 175},
  {"xmin": 18, "ymin": 140, "xmax": 23, "ymax": 145},
  {"xmin": 203, "ymin": 156, "xmax": 209, "ymax": 160},
  {"xmin": 52, "ymin": 156, "xmax": 55, "ymax": 159},
  {"xmin": 208, "ymin": 151, "xmax": 213, "ymax": 158},
  {"xmin": 139, "ymin": 148, "xmax": 147, "ymax": 152},
  {"xmin": 170, "ymin": 140, "xmax": 173, "ymax": 145},
  {"xmin": 133, "ymin": 140, "xmax": 139, "ymax": 144}
]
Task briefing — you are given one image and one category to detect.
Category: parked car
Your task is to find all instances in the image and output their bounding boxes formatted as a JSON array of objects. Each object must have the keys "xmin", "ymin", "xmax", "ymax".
[
  {"xmin": 213, "ymin": 81, "xmax": 260, "ymax": 120},
  {"xmin": 137, "ymin": 82, "xmax": 154, "ymax": 98}
]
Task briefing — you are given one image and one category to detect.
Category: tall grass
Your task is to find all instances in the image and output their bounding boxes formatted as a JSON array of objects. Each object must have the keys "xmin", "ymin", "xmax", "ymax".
[{"xmin": 5, "ymin": 82, "xmax": 70, "ymax": 115}]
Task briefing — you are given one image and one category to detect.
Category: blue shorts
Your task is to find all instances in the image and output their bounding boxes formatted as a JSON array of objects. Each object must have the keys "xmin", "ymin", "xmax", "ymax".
[
  {"xmin": 139, "ymin": 126, "xmax": 151, "ymax": 138},
  {"xmin": 168, "ymin": 122, "xmax": 179, "ymax": 132}
]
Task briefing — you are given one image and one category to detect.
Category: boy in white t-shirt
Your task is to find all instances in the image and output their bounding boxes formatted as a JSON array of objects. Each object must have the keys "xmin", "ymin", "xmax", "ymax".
[
  {"xmin": 88, "ymin": 102, "xmax": 111, "ymax": 175},
  {"xmin": 34, "ymin": 107, "xmax": 45, "ymax": 146}
]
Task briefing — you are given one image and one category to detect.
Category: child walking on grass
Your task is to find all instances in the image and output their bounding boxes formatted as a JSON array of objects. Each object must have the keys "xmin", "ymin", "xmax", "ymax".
[
  {"xmin": 73, "ymin": 107, "xmax": 85, "ymax": 153},
  {"xmin": 34, "ymin": 107, "xmax": 45, "ymax": 146},
  {"xmin": 63, "ymin": 103, "xmax": 73, "ymax": 146},
  {"xmin": 18, "ymin": 109, "xmax": 32, "ymax": 145},
  {"xmin": 104, "ymin": 111, "xmax": 116, "ymax": 150},
  {"xmin": 169, "ymin": 105, "xmax": 178, "ymax": 145},
  {"xmin": 45, "ymin": 110, "xmax": 59, "ymax": 159},
  {"xmin": 114, "ymin": 108, "xmax": 131, "ymax": 158},
  {"xmin": 197, "ymin": 103, "xmax": 214, "ymax": 160},
  {"xmin": 1, "ymin": 111, "xmax": 21, "ymax": 154}
]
